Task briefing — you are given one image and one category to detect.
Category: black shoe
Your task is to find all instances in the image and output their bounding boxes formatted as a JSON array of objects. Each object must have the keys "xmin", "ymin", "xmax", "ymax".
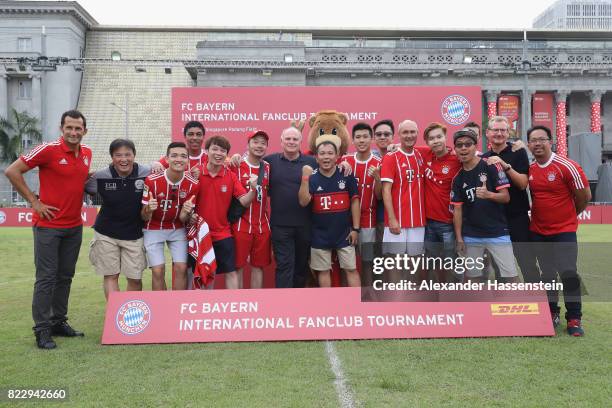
[
  {"xmin": 51, "ymin": 322, "xmax": 84, "ymax": 337},
  {"xmin": 35, "ymin": 330, "xmax": 56, "ymax": 349}
]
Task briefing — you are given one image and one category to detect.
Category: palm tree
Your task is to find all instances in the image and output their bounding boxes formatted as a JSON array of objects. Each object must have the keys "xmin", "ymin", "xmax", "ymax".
[{"xmin": 0, "ymin": 108, "xmax": 43, "ymax": 163}]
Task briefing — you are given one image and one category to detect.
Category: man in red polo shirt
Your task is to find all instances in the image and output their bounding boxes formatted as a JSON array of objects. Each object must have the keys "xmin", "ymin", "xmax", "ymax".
[
  {"xmin": 5, "ymin": 110, "xmax": 91, "ymax": 349},
  {"xmin": 196, "ymin": 136, "xmax": 257, "ymax": 289},
  {"xmin": 231, "ymin": 131, "xmax": 271, "ymax": 289}
]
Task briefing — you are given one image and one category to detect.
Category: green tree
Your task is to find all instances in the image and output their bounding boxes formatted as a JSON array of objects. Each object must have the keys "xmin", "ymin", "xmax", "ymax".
[{"xmin": 0, "ymin": 108, "xmax": 42, "ymax": 164}]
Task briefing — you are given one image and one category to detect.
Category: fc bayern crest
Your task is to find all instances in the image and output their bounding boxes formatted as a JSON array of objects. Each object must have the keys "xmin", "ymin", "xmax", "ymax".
[
  {"xmin": 441, "ymin": 94, "xmax": 471, "ymax": 126},
  {"xmin": 547, "ymin": 172, "xmax": 556, "ymax": 182},
  {"xmin": 338, "ymin": 180, "xmax": 346, "ymax": 190},
  {"xmin": 116, "ymin": 300, "xmax": 151, "ymax": 335},
  {"xmin": 442, "ymin": 165, "xmax": 450, "ymax": 175}
]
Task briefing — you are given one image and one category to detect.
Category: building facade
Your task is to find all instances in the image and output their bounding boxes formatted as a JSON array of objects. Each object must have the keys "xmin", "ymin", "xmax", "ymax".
[
  {"xmin": 1, "ymin": 1, "xmax": 612, "ymax": 205},
  {"xmin": 534, "ymin": 0, "xmax": 612, "ymax": 30}
]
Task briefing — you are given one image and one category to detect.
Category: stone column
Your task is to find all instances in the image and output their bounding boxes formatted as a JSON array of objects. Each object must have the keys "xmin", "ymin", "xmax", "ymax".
[
  {"xmin": 590, "ymin": 90, "xmax": 604, "ymax": 133},
  {"xmin": 485, "ymin": 90, "xmax": 498, "ymax": 119},
  {"xmin": 29, "ymin": 74, "xmax": 42, "ymax": 120},
  {"xmin": 0, "ymin": 72, "xmax": 7, "ymax": 120},
  {"xmin": 555, "ymin": 91, "xmax": 569, "ymax": 158}
]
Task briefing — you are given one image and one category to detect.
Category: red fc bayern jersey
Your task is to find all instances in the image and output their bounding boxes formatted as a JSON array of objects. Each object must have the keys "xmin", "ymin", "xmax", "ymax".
[
  {"xmin": 230, "ymin": 159, "xmax": 271, "ymax": 234},
  {"xmin": 529, "ymin": 153, "xmax": 588, "ymax": 235},
  {"xmin": 20, "ymin": 138, "xmax": 92, "ymax": 228},
  {"xmin": 421, "ymin": 147, "xmax": 461, "ymax": 224},
  {"xmin": 380, "ymin": 148, "xmax": 426, "ymax": 228},
  {"xmin": 141, "ymin": 170, "xmax": 199, "ymax": 230},
  {"xmin": 342, "ymin": 153, "xmax": 381, "ymax": 228},
  {"xmin": 159, "ymin": 150, "xmax": 208, "ymax": 170}
]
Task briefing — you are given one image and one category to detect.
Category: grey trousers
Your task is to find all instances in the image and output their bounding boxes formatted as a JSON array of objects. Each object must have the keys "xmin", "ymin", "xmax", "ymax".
[{"xmin": 32, "ymin": 226, "xmax": 82, "ymax": 331}]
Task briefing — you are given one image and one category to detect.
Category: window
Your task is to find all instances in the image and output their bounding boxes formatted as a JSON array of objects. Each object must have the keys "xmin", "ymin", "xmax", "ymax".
[
  {"xmin": 17, "ymin": 38, "xmax": 32, "ymax": 52},
  {"xmin": 18, "ymin": 80, "xmax": 32, "ymax": 99}
]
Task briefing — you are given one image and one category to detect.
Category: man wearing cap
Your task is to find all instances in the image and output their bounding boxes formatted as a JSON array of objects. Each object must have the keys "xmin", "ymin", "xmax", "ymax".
[
  {"xmin": 450, "ymin": 129, "xmax": 519, "ymax": 283},
  {"xmin": 230, "ymin": 131, "xmax": 272, "ymax": 289},
  {"xmin": 4, "ymin": 110, "xmax": 90, "ymax": 349}
]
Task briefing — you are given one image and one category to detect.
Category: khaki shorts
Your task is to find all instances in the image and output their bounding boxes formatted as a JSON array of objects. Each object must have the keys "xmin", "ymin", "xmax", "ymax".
[
  {"xmin": 89, "ymin": 231, "xmax": 146, "ymax": 279},
  {"xmin": 310, "ymin": 246, "xmax": 357, "ymax": 271}
]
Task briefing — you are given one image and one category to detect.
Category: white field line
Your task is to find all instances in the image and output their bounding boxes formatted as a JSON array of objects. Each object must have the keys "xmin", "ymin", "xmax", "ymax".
[{"xmin": 325, "ymin": 340, "xmax": 357, "ymax": 408}]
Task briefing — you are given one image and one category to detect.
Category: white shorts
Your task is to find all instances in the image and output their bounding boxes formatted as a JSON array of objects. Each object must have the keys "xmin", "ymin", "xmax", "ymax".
[
  {"xmin": 358, "ymin": 228, "xmax": 377, "ymax": 262},
  {"xmin": 143, "ymin": 228, "xmax": 188, "ymax": 267},
  {"xmin": 463, "ymin": 236, "xmax": 518, "ymax": 278},
  {"xmin": 383, "ymin": 227, "xmax": 425, "ymax": 256}
]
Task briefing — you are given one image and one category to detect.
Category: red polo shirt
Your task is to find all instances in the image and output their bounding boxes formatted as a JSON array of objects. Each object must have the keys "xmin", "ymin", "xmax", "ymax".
[
  {"xmin": 196, "ymin": 165, "xmax": 247, "ymax": 241},
  {"xmin": 20, "ymin": 137, "xmax": 92, "ymax": 228}
]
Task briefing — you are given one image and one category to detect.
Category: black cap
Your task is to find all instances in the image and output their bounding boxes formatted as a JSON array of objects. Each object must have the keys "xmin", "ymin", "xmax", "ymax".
[{"xmin": 453, "ymin": 128, "xmax": 478, "ymax": 145}]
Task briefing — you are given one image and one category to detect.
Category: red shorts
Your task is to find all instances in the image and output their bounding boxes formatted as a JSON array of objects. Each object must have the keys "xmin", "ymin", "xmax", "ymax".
[{"xmin": 233, "ymin": 228, "xmax": 272, "ymax": 268}]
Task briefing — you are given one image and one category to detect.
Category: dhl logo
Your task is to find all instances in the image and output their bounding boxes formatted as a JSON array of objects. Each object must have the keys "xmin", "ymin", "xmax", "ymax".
[{"xmin": 490, "ymin": 303, "xmax": 539, "ymax": 316}]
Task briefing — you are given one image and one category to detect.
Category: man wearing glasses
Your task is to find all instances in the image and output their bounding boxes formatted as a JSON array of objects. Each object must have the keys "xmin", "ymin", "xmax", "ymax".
[
  {"xmin": 230, "ymin": 131, "xmax": 271, "ymax": 289},
  {"xmin": 481, "ymin": 116, "xmax": 537, "ymax": 283},
  {"xmin": 527, "ymin": 126, "xmax": 591, "ymax": 336},
  {"xmin": 372, "ymin": 119, "xmax": 395, "ymax": 256},
  {"xmin": 451, "ymin": 129, "xmax": 519, "ymax": 283}
]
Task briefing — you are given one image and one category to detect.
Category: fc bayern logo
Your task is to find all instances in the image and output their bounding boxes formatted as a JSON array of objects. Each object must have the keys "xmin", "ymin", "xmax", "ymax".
[
  {"xmin": 441, "ymin": 94, "xmax": 471, "ymax": 126},
  {"xmin": 0, "ymin": 210, "xmax": 6, "ymax": 225},
  {"xmin": 116, "ymin": 300, "xmax": 151, "ymax": 335}
]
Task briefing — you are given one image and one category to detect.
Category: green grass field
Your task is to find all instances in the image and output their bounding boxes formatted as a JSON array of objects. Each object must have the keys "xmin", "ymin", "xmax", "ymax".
[{"xmin": 1, "ymin": 225, "xmax": 611, "ymax": 407}]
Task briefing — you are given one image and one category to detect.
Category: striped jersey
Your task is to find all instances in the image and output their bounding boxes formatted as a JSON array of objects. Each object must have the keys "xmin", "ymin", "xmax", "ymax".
[
  {"xmin": 342, "ymin": 153, "xmax": 381, "ymax": 228},
  {"xmin": 141, "ymin": 170, "xmax": 199, "ymax": 230},
  {"xmin": 230, "ymin": 158, "xmax": 271, "ymax": 234},
  {"xmin": 380, "ymin": 148, "xmax": 426, "ymax": 228}
]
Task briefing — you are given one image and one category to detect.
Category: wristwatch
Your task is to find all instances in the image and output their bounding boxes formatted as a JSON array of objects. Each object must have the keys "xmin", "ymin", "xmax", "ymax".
[{"xmin": 351, "ymin": 227, "xmax": 361, "ymax": 233}]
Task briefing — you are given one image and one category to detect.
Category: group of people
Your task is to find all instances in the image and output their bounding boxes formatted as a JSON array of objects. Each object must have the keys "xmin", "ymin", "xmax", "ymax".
[{"xmin": 4, "ymin": 109, "xmax": 591, "ymax": 349}]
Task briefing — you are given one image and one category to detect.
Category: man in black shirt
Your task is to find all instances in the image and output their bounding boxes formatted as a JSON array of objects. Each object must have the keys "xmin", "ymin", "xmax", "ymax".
[
  {"xmin": 264, "ymin": 127, "xmax": 317, "ymax": 288},
  {"xmin": 451, "ymin": 129, "xmax": 519, "ymax": 283},
  {"xmin": 85, "ymin": 139, "xmax": 160, "ymax": 299},
  {"xmin": 481, "ymin": 116, "xmax": 539, "ymax": 283}
]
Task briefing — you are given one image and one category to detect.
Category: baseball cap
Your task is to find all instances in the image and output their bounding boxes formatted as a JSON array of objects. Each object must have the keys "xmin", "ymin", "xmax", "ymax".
[
  {"xmin": 453, "ymin": 128, "xmax": 478, "ymax": 145},
  {"xmin": 247, "ymin": 130, "xmax": 269, "ymax": 141}
]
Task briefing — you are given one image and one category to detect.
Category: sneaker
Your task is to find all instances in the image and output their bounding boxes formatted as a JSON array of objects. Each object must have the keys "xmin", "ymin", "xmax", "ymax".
[
  {"xmin": 51, "ymin": 322, "xmax": 84, "ymax": 337},
  {"xmin": 566, "ymin": 319, "xmax": 584, "ymax": 337},
  {"xmin": 35, "ymin": 329, "xmax": 56, "ymax": 349},
  {"xmin": 551, "ymin": 311, "xmax": 561, "ymax": 328}
]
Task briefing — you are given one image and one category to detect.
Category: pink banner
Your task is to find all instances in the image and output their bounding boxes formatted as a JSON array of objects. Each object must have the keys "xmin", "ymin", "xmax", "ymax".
[
  {"xmin": 102, "ymin": 288, "xmax": 553, "ymax": 344},
  {"xmin": 578, "ymin": 205, "xmax": 603, "ymax": 224},
  {"xmin": 0, "ymin": 207, "xmax": 98, "ymax": 227},
  {"xmin": 172, "ymin": 86, "xmax": 482, "ymax": 152},
  {"xmin": 532, "ymin": 93, "xmax": 554, "ymax": 130}
]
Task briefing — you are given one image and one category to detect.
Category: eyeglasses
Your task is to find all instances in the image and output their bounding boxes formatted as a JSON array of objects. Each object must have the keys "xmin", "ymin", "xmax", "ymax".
[
  {"xmin": 374, "ymin": 132, "xmax": 393, "ymax": 138},
  {"xmin": 488, "ymin": 128, "xmax": 509, "ymax": 133},
  {"xmin": 455, "ymin": 142, "xmax": 475, "ymax": 149},
  {"xmin": 528, "ymin": 138, "xmax": 551, "ymax": 144}
]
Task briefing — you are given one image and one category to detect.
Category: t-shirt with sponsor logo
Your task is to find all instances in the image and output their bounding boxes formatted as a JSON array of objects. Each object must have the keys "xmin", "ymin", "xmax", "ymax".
[
  {"xmin": 421, "ymin": 147, "xmax": 461, "ymax": 224},
  {"xmin": 20, "ymin": 137, "xmax": 92, "ymax": 228},
  {"xmin": 341, "ymin": 153, "xmax": 381, "ymax": 229},
  {"xmin": 380, "ymin": 148, "xmax": 426, "ymax": 228},
  {"xmin": 230, "ymin": 158, "xmax": 270, "ymax": 234},
  {"xmin": 141, "ymin": 170, "xmax": 199, "ymax": 230},
  {"xmin": 529, "ymin": 153, "xmax": 588, "ymax": 235},
  {"xmin": 308, "ymin": 168, "xmax": 359, "ymax": 249},
  {"xmin": 451, "ymin": 159, "xmax": 510, "ymax": 238}
]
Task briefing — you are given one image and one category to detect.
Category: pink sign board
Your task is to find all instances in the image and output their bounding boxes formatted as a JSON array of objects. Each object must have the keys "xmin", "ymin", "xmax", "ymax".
[
  {"xmin": 102, "ymin": 288, "xmax": 553, "ymax": 344},
  {"xmin": 171, "ymin": 86, "xmax": 482, "ymax": 152},
  {"xmin": 0, "ymin": 207, "xmax": 98, "ymax": 227}
]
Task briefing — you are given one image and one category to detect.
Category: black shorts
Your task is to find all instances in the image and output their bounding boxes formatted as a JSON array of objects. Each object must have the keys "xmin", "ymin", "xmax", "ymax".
[{"xmin": 212, "ymin": 237, "xmax": 236, "ymax": 274}]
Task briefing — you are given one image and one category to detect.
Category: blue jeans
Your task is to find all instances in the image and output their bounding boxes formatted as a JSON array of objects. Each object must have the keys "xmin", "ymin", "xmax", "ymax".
[{"xmin": 424, "ymin": 219, "xmax": 456, "ymax": 259}]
